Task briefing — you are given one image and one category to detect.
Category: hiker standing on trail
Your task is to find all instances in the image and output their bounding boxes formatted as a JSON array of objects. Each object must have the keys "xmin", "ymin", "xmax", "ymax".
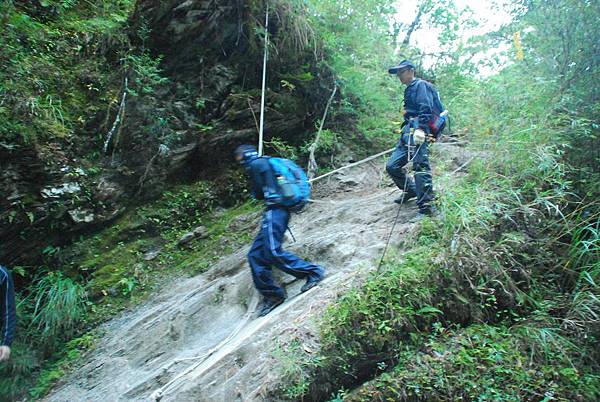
[
  {"xmin": 0, "ymin": 265, "xmax": 16, "ymax": 362},
  {"xmin": 386, "ymin": 60, "xmax": 447, "ymax": 216},
  {"xmin": 235, "ymin": 145, "xmax": 325, "ymax": 317}
]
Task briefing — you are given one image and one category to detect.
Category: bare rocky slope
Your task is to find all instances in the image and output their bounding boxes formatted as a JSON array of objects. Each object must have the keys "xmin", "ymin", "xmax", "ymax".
[{"xmin": 44, "ymin": 144, "xmax": 469, "ymax": 402}]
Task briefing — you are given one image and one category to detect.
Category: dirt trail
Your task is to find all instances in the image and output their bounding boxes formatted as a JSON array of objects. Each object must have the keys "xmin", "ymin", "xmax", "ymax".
[{"xmin": 45, "ymin": 145, "xmax": 468, "ymax": 402}]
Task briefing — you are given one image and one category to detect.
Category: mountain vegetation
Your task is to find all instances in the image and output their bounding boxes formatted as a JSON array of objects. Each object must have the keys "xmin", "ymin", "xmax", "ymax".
[{"xmin": 0, "ymin": 0, "xmax": 598, "ymax": 400}]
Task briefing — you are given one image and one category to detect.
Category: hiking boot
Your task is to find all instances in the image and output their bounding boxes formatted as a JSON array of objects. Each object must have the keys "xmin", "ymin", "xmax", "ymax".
[
  {"xmin": 418, "ymin": 205, "xmax": 436, "ymax": 216},
  {"xmin": 394, "ymin": 191, "xmax": 417, "ymax": 204},
  {"xmin": 257, "ymin": 296, "xmax": 285, "ymax": 317},
  {"xmin": 301, "ymin": 275, "xmax": 323, "ymax": 293}
]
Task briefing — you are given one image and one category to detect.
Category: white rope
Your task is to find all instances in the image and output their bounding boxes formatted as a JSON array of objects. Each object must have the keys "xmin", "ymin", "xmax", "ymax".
[
  {"xmin": 309, "ymin": 147, "xmax": 395, "ymax": 183},
  {"xmin": 150, "ymin": 293, "xmax": 260, "ymax": 401},
  {"xmin": 308, "ymin": 140, "xmax": 464, "ymax": 184},
  {"xmin": 258, "ymin": 3, "xmax": 269, "ymax": 156},
  {"xmin": 451, "ymin": 156, "xmax": 474, "ymax": 174}
]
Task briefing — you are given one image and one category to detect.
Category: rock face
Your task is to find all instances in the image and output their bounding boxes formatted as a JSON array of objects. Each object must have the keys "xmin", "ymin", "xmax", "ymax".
[
  {"xmin": 0, "ymin": 144, "xmax": 126, "ymax": 266},
  {"xmin": 119, "ymin": 0, "xmax": 333, "ymax": 184},
  {"xmin": 1, "ymin": 0, "xmax": 333, "ymax": 266},
  {"xmin": 177, "ymin": 225, "xmax": 209, "ymax": 247},
  {"xmin": 43, "ymin": 161, "xmax": 421, "ymax": 402}
]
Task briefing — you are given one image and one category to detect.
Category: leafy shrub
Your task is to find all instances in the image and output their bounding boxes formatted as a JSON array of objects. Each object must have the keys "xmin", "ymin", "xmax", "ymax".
[
  {"xmin": 29, "ymin": 272, "xmax": 87, "ymax": 349},
  {"xmin": 126, "ymin": 52, "xmax": 168, "ymax": 97}
]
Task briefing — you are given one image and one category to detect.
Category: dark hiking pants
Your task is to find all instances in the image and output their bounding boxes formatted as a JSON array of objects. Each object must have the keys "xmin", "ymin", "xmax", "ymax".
[
  {"xmin": 386, "ymin": 131, "xmax": 434, "ymax": 208},
  {"xmin": 247, "ymin": 207, "xmax": 324, "ymax": 299}
]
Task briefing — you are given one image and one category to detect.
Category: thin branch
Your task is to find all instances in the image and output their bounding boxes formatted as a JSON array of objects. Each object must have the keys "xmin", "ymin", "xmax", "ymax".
[
  {"xmin": 451, "ymin": 156, "xmax": 475, "ymax": 175},
  {"xmin": 104, "ymin": 77, "xmax": 128, "ymax": 155},
  {"xmin": 307, "ymin": 84, "xmax": 337, "ymax": 180},
  {"xmin": 247, "ymin": 98, "xmax": 260, "ymax": 135},
  {"xmin": 402, "ymin": 5, "xmax": 424, "ymax": 46},
  {"xmin": 137, "ymin": 148, "xmax": 161, "ymax": 196}
]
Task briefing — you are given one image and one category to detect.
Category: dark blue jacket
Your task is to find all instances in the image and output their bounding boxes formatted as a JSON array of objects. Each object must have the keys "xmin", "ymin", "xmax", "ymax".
[
  {"xmin": 403, "ymin": 78, "xmax": 436, "ymax": 133},
  {"xmin": 0, "ymin": 265, "xmax": 16, "ymax": 347},
  {"xmin": 245, "ymin": 157, "xmax": 279, "ymax": 204}
]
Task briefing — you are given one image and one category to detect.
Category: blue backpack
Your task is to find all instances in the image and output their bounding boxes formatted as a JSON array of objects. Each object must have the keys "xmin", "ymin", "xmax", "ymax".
[{"xmin": 267, "ymin": 157, "xmax": 311, "ymax": 211}]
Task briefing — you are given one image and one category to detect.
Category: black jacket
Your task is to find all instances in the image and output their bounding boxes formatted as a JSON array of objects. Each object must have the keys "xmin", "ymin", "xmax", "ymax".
[{"xmin": 0, "ymin": 265, "xmax": 16, "ymax": 347}]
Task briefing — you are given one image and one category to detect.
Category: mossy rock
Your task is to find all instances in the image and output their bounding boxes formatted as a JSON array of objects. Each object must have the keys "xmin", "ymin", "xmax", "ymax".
[{"xmin": 88, "ymin": 263, "xmax": 128, "ymax": 297}]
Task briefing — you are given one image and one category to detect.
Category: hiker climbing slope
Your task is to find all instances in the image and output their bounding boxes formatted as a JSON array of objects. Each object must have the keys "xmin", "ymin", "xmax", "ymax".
[
  {"xmin": 0, "ymin": 265, "xmax": 16, "ymax": 362},
  {"xmin": 235, "ymin": 145, "xmax": 325, "ymax": 317},
  {"xmin": 386, "ymin": 60, "xmax": 448, "ymax": 216}
]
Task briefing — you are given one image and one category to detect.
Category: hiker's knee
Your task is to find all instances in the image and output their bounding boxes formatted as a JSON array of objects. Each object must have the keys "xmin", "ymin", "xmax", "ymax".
[
  {"xmin": 386, "ymin": 160, "xmax": 400, "ymax": 175},
  {"xmin": 262, "ymin": 244, "xmax": 282, "ymax": 260}
]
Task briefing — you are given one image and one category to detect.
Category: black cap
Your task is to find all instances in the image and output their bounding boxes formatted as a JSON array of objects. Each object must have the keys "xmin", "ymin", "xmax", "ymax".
[{"xmin": 388, "ymin": 60, "xmax": 415, "ymax": 74}]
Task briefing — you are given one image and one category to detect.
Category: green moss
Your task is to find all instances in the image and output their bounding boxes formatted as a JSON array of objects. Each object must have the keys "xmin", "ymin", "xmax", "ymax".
[
  {"xmin": 160, "ymin": 200, "xmax": 261, "ymax": 275},
  {"xmin": 89, "ymin": 263, "xmax": 129, "ymax": 294},
  {"xmin": 70, "ymin": 189, "xmax": 260, "ymax": 307}
]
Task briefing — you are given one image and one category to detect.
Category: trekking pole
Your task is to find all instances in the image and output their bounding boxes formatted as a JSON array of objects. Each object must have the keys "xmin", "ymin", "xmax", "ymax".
[
  {"xmin": 377, "ymin": 141, "xmax": 424, "ymax": 271},
  {"xmin": 286, "ymin": 226, "xmax": 297, "ymax": 243},
  {"xmin": 377, "ymin": 190, "xmax": 405, "ymax": 271}
]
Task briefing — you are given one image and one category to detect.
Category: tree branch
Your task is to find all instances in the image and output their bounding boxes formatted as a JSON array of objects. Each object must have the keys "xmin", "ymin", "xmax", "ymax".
[{"xmin": 402, "ymin": 5, "xmax": 424, "ymax": 46}]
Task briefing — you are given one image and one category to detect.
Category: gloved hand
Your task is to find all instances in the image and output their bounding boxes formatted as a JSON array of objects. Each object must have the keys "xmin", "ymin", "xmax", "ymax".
[
  {"xmin": 427, "ymin": 133, "xmax": 437, "ymax": 143},
  {"xmin": 413, "ymin": 129, "xmax": 426, "ymax": 145},
  {"xmin": 0, "ymin": 346, "xmax": 11, "ymax": 361},
  {"xmin": 265, "ymin": 194, "xmax": 281, "ymax": 206}
]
